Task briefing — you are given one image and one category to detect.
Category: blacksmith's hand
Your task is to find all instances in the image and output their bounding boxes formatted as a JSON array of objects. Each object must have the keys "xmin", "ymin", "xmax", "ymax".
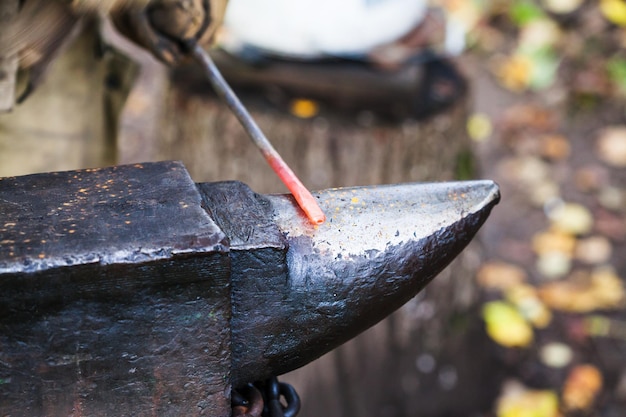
[
  {"xmin": 3, "ymin": 0, "xmax": 228, "ymax": 72},
  {"xmin": 109, "ymin": 0, "xmax": 229, "ymax": 64}
]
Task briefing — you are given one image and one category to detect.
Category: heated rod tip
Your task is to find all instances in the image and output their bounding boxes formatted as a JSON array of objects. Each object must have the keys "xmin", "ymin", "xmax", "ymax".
[{"xmin": 191, "ymin": 43, "xmax": 326, "ymax": 225}]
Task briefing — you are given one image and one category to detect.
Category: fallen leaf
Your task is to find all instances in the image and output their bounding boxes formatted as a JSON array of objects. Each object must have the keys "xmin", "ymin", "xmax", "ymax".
[
  {"xmin": 506, "ymin": 284, "xmax": 553, "ymax": 328},
  {"xmin": 493, "ymin": 45, "xmax": 560, "ymax": 92},
  {"xmin": 467, "ymin": 113, "xmax": 493, "ymax": 142},
  {"xmin": 597, "ymin": 126, "xmax": 626, "ymax": 167},
  {"xmin": 493, "ymin": 54, "xmax": 534, "ymax": 92},
  {"xmin": 496, "ymin": 380, "xmax": 559, "ymax": 417},
  {"xmin": 289, "ymin": 99, "xmax": 320, "ymax": 119},
  {"xmin": 482, "ymin": 301, "xmax": 534, "ymax": 348},
  {"xmin": 575, "ymin": 236, "xmax": 612, "ymax": 265},
  {"xmin": 536, "ymin": 251, "xmax": 572, "ymax": 279},
  {"xmin": 477, "ymin": 261, "xmax": 528, "ymax": 290},
  {"xmin": 547, "ymin": 202, "xmax": 593, "ymax": 235},
  {"xmin": 539, "ymin": 267, "xmax": 625, "ymax": 312},
  {"xmin": 597, "ymin": 186, "xmax": 625, "ymax": 211},
  {"xmin": 562, "ymin": 364, "xmax": 603, "ymax": 411},
  {"xmin": 539, "ymin": 342, "xmax": 574, "ymax": 368},
  {"xmin": 541, "ymin": 0, "xmax": 584, "ymax": 14},
  {"xmin": 524, "ymin": 46, "xmax": 560, "ymax": 90},
  {"xmin": 509, "ymin": 0, "xmax": 546, "ymax": 26},
  {"xmin": 601, "ymin": 0, "xmax": 626, "ymax": 26},
  {"xmin": 590, "ymin": 266, "xmax": 625, "ymax": 307},
  {"xmin": 532, "ymin": 229, "xmax": 577, "ymax": 256},
  {"xmin": 539, "ymin": 134, "xmax": 571, "ymax": 161}
]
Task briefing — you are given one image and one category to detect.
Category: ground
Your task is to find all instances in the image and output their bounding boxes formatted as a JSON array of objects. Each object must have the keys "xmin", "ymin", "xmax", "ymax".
[{"xmin": 458, "ymin": 2, "xmax": 626, "ymax": 415}]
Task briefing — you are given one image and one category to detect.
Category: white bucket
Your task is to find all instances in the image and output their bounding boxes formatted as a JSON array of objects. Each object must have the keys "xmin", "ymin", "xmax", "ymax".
[{"xmin": 222, "ymin": 0, "xmax": 428, "ymax": 58}]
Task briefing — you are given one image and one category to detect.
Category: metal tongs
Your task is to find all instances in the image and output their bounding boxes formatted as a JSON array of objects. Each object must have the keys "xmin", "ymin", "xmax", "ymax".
[{"xmin": 190, "ymin": 43, "xmax": 326, "ymax": 225}]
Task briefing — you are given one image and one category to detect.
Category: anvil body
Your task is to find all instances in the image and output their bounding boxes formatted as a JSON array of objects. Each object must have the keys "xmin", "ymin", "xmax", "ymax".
[{"xmin": 0, "ymin": 161, "xmax": 499, "ymax": 416}]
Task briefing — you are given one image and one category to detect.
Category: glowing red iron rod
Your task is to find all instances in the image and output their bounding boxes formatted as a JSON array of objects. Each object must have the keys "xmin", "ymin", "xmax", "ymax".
[{"xmin": 191, "ymin": 43, "xmax": 325, "ymax": 225}]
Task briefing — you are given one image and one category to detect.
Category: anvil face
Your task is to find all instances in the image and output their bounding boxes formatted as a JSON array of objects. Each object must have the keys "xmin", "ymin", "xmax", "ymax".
[{"xmin": 0, "ymin": 161, "xmax": 499, "ymax": 414}]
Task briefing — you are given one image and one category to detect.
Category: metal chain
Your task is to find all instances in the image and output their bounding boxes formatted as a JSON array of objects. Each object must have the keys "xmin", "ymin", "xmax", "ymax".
[
  {"xmin": 232, "ymin": 376, "xmax": 301, "ymax": 417},
  {"xmin": 232, "ymin": 384, "xmax": 264, "ymax": 417}
]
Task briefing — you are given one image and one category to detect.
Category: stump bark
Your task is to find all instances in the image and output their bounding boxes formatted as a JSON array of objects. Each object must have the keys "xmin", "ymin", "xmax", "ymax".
[
  {"xmin": 149, "ymin": 64, "xmax": 492, "ymax": 417},
  {"xmin": 0, "ymin": 21, "xmax": 137, "ymax": 178}
]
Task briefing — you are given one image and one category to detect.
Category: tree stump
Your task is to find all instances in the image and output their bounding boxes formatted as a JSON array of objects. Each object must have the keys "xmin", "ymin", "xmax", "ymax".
[{"xmin": 150, "ymin": 63, "xmax": 493, "ymax": 417}]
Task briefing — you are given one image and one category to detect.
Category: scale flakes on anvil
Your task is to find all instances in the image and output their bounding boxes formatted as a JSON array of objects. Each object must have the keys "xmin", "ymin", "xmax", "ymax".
[{"xmin": 0, "ymin": 161, "xmax": 499, "ymax": 416}]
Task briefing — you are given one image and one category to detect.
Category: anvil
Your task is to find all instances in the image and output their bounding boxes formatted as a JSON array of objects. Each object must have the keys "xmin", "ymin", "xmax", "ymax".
[{"xmin": 0, "ymin": 161, "xmax": 499, "ymax": 416}]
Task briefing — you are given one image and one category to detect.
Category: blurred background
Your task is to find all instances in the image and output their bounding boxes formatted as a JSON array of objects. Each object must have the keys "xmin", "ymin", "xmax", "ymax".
[{"xmin": 2, "ymin": 0, "xmax": 626, "ymax": 416}]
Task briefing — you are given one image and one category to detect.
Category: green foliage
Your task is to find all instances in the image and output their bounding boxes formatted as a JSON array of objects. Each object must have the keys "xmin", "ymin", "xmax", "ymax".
[
  {"xmin": 509, "ymin": 0, "xmax": 545, "ymax": 26},
  {"xmin": 607, "ymin": 56, "xmax": 626, "ymax": 94}
]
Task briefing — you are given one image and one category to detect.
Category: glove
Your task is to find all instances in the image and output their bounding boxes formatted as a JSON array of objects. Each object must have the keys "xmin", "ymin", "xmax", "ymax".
[
  {"xmin": 110, "ymin": 0, "xmax": 229, "ymax": 64},
  {"xmin": 3, "ymin": 0, "xmax": 228, "ymax": 71},
  {"xmin": 0, "ymin": 0, "xmax": 228, "ymax": 106}
]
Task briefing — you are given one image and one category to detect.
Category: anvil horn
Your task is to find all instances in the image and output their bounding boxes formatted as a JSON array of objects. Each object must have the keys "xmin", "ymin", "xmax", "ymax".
[
  {"xmin": 0, "ymin": 161, "xmax": 498, "ymax": 414},
  {"xmin": 200, "ymin": 180, "xmax": 500, "ymax": 385}
]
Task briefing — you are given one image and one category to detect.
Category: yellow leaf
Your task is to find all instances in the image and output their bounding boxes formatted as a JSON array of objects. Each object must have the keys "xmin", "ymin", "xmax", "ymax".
[
  {"xmin": 506, "ymin": 284, "xmax": 553, "ymax": 328},
  {"xmin": 538, "ymin": 267, "xmax": 625, "ymax": 313},
  {"xmin": 497, "ymin": 384, "xmax": 559, "ymax": 417},
  {"xmin": 547, "ymin": 203, "xmax": 593, "ymax": 236},
  {"xmin": 590, "ymin": 266, "xmax": 625, "ymax": 308},
  {"xmin": 477, "ymin": 262, "xmax": 527, "ymax": 291},
  {"xmin": 532, "ymin": 229, "xmax": 576, "ymax": 257},
  {"xmin": 467, "ymin": 113, "xmax": 493, "ymax": 142},
  {"xmin": 601, "ymin": 0, "xmax": 626, "ymax": 26},
  {"xmin": 289, "ymin": 99, "xmax": 319, "ymax": 119},
  {"xmin": 493, "ymin": 54, "xmax": 533, "ymax": 92},
  {"xmin": 482, "ymin": 301, "xmax": 534, "ymax": 348},
  {"xmin": 562, "ymin": 364, "xmax": 603, "ymax": 411}
]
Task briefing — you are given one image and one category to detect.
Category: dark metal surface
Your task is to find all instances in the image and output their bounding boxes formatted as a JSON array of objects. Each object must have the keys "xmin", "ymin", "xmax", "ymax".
[
  {"xmin": 0, "ymin": 161, "xmax": 226, "ymax": 275},
  {"xmin": 227, "ymin": 180, "xmax": 500, "ymax": 384},
  {"xmin": 0, "ymin": 161, "xmax": 500, "ymax": 414},
  {"xmin": 0, "ymin": 161, "xmax": 232, "ymax": 416}
]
